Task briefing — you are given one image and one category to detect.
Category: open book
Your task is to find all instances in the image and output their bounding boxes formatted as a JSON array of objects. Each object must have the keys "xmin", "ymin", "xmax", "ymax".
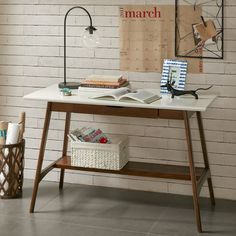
[{"xmin": 91, "ymin": 87, "xmax": 161, "ymax": 104}]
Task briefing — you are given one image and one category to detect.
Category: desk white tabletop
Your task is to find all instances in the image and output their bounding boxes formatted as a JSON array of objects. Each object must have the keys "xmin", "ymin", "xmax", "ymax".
[{"xmin": 24, "ymin": 84, "xmax": 216, "ymax": 112}]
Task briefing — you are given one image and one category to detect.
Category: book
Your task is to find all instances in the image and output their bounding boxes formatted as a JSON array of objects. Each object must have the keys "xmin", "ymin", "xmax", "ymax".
[
  {"xmin": 86, "ymin": 74, "xmax": 123, "ymax": 82},
  {"xmin": 80, "ymin": 79, "xmax": 129, "ymax": 89},
  {"xmin": 83, "ymin": 80, "xmax": 123, "ymax": 85},
  {"xmin": 91, "ymin": 87, "xmax": 161, "ymax": 104},
  {"xmin": 80, "ymin": 78, "xmax": 128, "ymax": 87},
  {"xmin": 78, "ymin": 87, "xmax": 119, "ymax": 93}
]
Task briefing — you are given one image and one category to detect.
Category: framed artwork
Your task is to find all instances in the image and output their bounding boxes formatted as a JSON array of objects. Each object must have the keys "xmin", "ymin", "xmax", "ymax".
[
  {"xmin": 160, "ymin": 59, "xmax": 187, "ymax": 94},
  {"xmin": 175, "ymin": 0, "xmax": 224, "ymax": 59}
]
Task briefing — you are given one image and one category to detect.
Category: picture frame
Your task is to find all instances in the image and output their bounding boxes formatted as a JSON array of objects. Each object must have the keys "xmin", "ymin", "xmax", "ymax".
[{"xmin": 160, "ymin": 59, "xmax": 187, "ymax": 94}]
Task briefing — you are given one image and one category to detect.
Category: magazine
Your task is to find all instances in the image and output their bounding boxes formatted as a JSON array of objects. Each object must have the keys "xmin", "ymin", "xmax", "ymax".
[
  {"xmin": 91, "ymin": 87, "xmax": 161, "ymax": 104},
  {"xmin": 69, "ymin": 127, "xmax": 110, "ymax": 143}
]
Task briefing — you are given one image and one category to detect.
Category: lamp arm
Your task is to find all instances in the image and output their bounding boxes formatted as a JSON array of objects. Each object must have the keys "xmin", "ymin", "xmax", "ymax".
[
  {"xmin": 64, "ymin": 6, "xmax": 93, "ymax": 28},
  {"xmin": 63, "ymin": 6, "xmax": 94, "ymax": 85}
]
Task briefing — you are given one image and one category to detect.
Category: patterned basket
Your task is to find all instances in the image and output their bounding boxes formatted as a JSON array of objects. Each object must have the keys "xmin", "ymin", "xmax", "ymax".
[
  {"xmin": 71, "ymin": 136, "xmax": 128, "ymax": 170},
  {"xmin": 0, "ymin": 139, "xmax": 25, "ymax": 199}
]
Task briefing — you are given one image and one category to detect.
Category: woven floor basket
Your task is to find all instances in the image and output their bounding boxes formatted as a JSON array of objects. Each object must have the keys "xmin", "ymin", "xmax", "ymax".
[
  {"xmin": 0, "ymin": 139, "xmax": 25, "ymax": 199},
  {"xmin": 71, "ymin": 136, "xmax": 128, "ymax": 170}
]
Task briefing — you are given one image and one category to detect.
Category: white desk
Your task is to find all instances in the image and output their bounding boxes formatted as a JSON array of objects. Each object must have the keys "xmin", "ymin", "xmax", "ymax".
[
  {"xmin": 24, "ymin": 84, "xmax": 216, "ymax": 233},
  {"xmin": 25, "ymin": 84, "xmax": 215, "ymax": 112}
]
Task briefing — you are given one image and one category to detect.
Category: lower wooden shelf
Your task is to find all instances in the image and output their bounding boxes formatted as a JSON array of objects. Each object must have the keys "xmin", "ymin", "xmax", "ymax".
[{"xmin": 54, "ymin": 156, "xmax": 205, "ymax": 181}]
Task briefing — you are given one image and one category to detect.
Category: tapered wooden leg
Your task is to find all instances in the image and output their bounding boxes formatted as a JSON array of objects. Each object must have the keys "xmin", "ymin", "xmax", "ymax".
[
  {"xmin": 183, "ymin": 111, "xmax": 202, "ymax": 233},
  {"xmin": 59, "ymin": 112, "xmax": 71, "ymax": 190},
  {"xmin": 29, "ymin": 102, "xmax": 52, "ymax": 213},
  {"xmin": 196, "ymin": 112, "xmax": 215, "ymax": 206}
]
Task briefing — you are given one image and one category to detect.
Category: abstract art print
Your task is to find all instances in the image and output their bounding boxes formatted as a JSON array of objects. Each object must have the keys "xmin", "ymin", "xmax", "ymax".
[{"xmin": 175, "ymin": 0, "xmax": 224, "ymax": 59}]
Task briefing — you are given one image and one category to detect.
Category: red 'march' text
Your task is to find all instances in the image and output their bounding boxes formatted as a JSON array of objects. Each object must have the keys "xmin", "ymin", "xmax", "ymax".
[{"xmin": 124, "ymin": 7, "xmax": 161, "ymax": 18}]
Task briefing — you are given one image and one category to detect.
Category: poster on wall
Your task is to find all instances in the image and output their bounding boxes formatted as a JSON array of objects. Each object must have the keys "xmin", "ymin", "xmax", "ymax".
[
  {"xmin": 119, "ymin": 5, "xmax": 203, "ymax": 73},
  {"xmin": 175, "ymin": 0, "xmax": 224, "ymax": 59}
]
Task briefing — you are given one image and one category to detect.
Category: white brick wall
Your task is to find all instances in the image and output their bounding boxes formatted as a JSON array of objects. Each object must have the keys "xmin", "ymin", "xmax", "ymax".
[{"xmin": 0, "ymin": 0, "xmax": 236, "ymax": 200}]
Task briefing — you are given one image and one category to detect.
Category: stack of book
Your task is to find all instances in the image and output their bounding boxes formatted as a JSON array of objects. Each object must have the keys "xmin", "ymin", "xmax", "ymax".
[
  {"xmin": 68, "ymin": 127, "xmax": 110, "ymax": 144},
  {"xmin": 78, "ymin": 74, "xmax": 129, "ymax": 92}
]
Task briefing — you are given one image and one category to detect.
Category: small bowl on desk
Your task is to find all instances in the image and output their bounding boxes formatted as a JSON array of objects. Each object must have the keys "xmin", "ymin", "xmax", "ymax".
[{"xmin": 60, "ymin": 88, "xmax": 72, "ymax": 96}]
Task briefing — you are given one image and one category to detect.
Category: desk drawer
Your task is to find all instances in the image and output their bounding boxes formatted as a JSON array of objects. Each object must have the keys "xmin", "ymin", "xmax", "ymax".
[
  {"xmin": 51, "ymin": 103, "xmax": 159, "ymax": 118},
  {"xmin": 159, "ymin": 110, "xmax": 195, "ymax": 120}
]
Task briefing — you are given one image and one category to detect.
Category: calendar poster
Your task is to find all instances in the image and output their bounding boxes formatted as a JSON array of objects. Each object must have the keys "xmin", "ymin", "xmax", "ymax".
[{"xmin": 119, "ymin": 5, "xmax": 202, "ymax": 73}]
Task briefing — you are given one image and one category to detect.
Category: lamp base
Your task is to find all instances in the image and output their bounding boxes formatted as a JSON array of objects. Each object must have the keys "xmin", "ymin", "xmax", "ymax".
[{"xmin": 58, "ymin": 82, "xmax": 80, "ymax": 89}]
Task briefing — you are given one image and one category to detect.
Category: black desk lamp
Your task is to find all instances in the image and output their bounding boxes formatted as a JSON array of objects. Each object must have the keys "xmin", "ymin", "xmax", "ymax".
[{"xmin": 59, "ymin": 6, "xmax": 98, "ymax": 89}]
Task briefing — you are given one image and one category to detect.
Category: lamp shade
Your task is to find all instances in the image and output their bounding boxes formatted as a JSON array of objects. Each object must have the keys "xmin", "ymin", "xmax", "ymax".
[{"xmin": 82, "ymin": 29, "xmax": 100, "ymax": 48}]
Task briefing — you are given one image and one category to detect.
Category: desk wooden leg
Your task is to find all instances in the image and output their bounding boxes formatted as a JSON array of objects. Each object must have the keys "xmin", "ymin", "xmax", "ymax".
[
  {"xmin": 196, "ymin": 112, "xmax": 215, "ymax": 206},
  {"xmin": 183, "ymin": 111, "xmax": 202, "ymax": 233},
  {"xmin": 59, "ymin": 112, "xmax": 71, "ymax": 190},
  {"xmin": 29, "ymin": 102, "xmax": 52, "ymax": 213}
]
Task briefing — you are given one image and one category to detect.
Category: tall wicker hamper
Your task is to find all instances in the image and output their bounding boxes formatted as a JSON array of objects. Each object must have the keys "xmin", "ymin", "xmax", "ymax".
[{"xmin": 0, "ymin": 139, "xmax": 25, "ymax": 199}]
